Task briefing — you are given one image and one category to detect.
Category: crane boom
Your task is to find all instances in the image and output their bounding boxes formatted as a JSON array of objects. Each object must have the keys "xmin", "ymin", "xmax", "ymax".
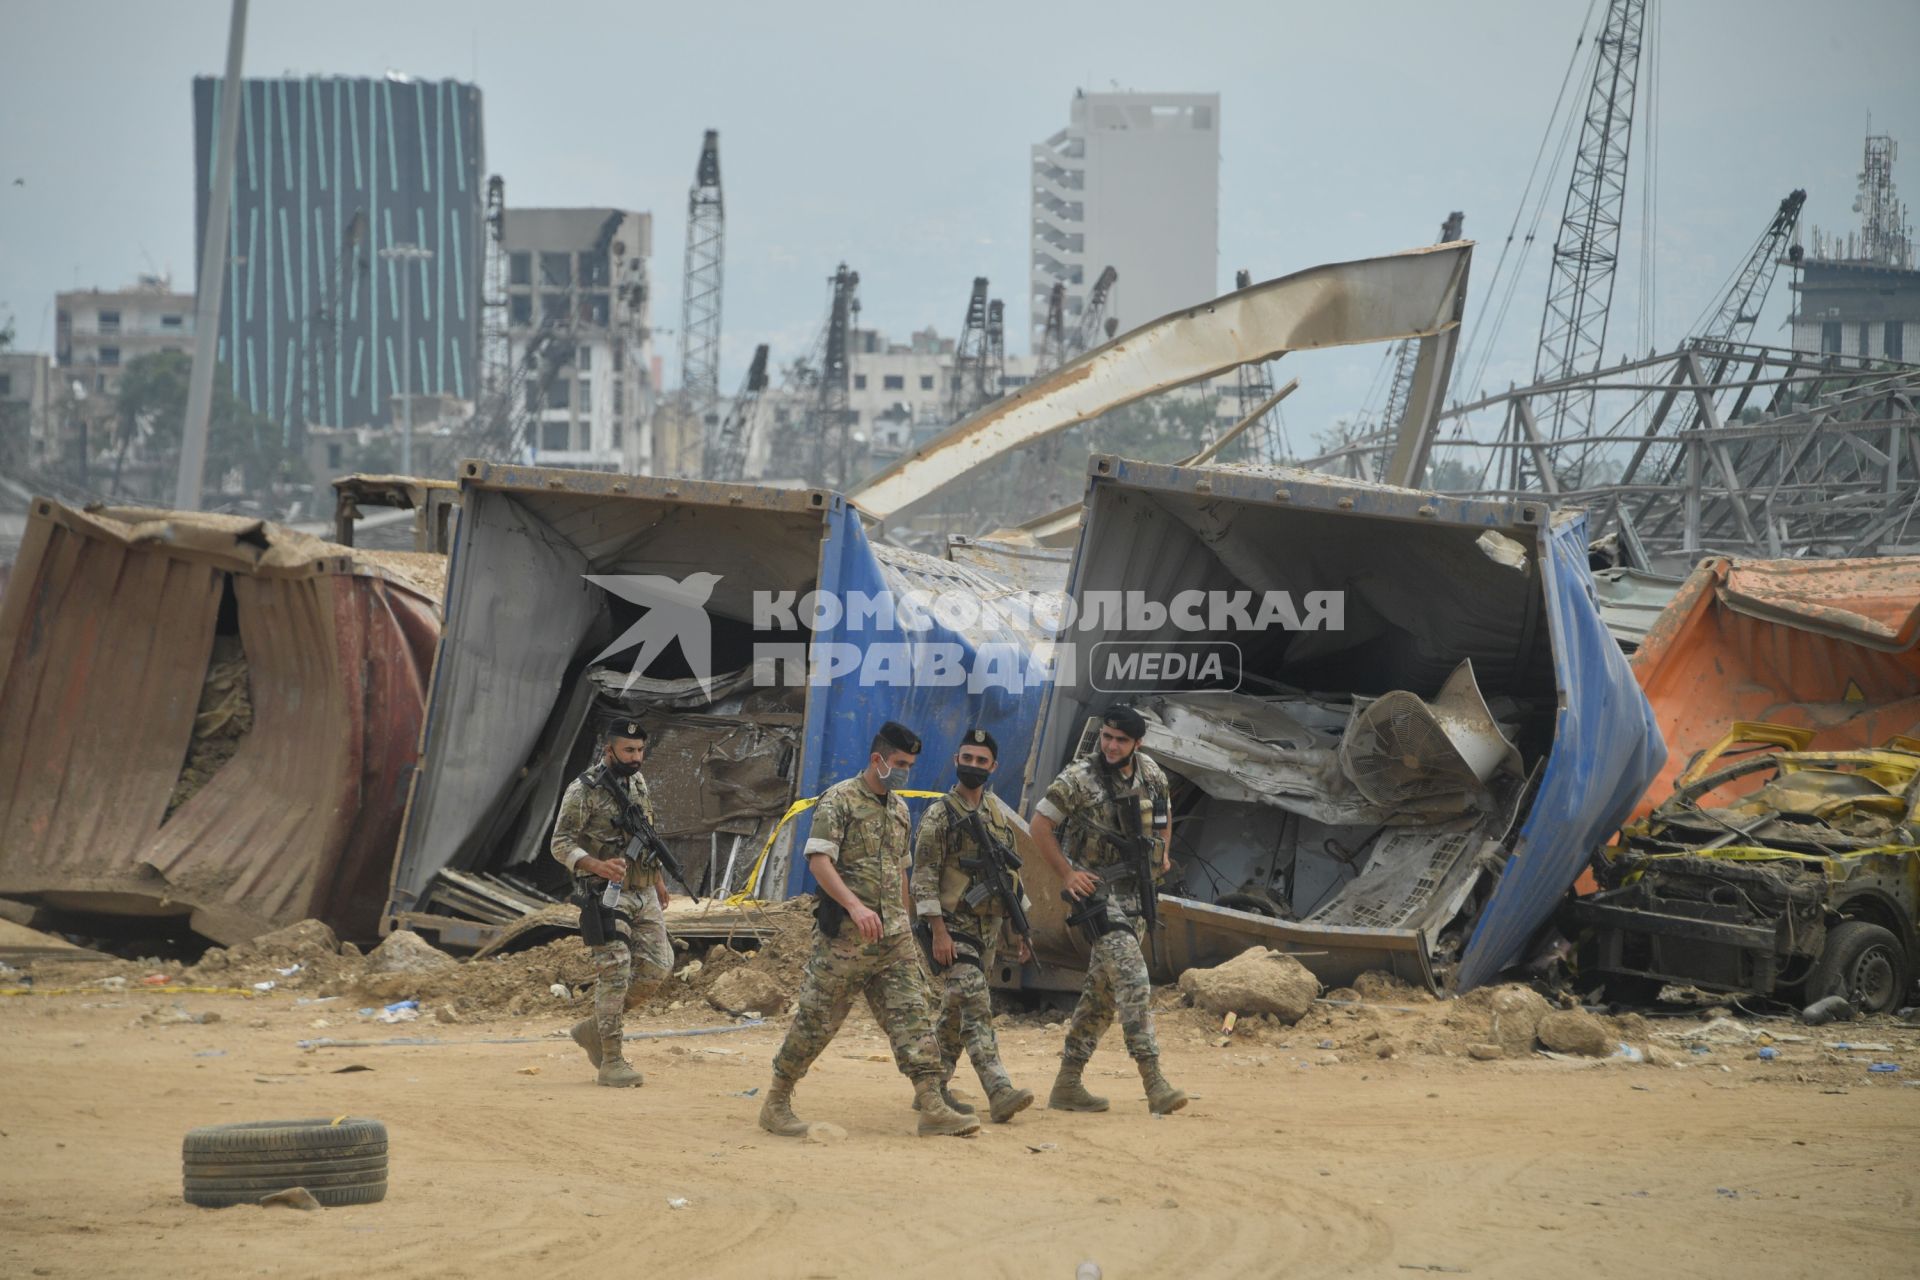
[
  {"xmin": 1702, "ymin": 189, "xmax": 1805, "ymax": 341},
  {"xmin": 707, "ymin": 343, "xmax": 769, "ymax": 481}
]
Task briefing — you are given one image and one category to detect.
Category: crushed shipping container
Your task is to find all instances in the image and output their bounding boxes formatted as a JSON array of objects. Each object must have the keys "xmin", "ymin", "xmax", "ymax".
[
  {"xmin": 385, "ymin": 463, "xmax": 1055, "ymax": 949},
  {"xmin": 0, "ymin": 499, "xmax": 441, "ymax": 943},
  {"xmin": 1017, "ymin": 456, "xmax": 1665, "ymax": 993}
]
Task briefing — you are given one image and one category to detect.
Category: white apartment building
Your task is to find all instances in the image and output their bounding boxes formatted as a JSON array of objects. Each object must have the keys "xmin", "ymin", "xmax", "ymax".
[
  {"xmin": 500, "ymin": 208, "xmax": 654, "ymax": 472},
  {"xmin": 0, "ymin": 350, "xmax": 53, "ymax": 468},
  {"xmin": 1030, "ymin": 90, "xmax": 1220, "ymax": 350},
  {"xmin": 761, "ymin": 326, "xmax": 1041, "ymax": 465},
  {"xmin": 55, "ymin": 276, "xmax": 195, "ymax": 397}
]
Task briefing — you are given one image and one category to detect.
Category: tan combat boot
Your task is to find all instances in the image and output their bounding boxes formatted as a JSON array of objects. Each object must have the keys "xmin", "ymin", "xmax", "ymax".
[
  {"xmin": 914, "ymin": 1078, "xmax": 982, "ymax": 1137},
  {"xmin": 940, "ymin": 1080, "xmax": 976, "ymax": 1115},
  {"xmin": 595, "ymin": 1036, "xmax": 644, "ymax": 1087},
  {"xmin": 758, "ymin": 1075, "xmax": 809, "ymax": 1137},
  {"xmin": 1047, "ymin": 1057, "xmax": 1109, "ymax": 1112},
  {"xmin": 1137, "ymin": 1055, "xmax": 1188, "ymax": 1114},
  {"xmin": 570, "ymin": 1018, "xmax": 603, "ymax": 1068},
  {"xmin": 987, "ymin": 1083, "xmax": 1036, "ymax": 1123}
]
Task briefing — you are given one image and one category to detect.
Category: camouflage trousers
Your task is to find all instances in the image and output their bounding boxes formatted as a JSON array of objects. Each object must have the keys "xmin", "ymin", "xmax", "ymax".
[
  {"xmin": 1063, "ymin": 894, "xmax": 1158, "ymax": 1063},
  {"xmin": 772, "ymin": 925, "xmax": 940, "ymax": 1085},
  {"xmin": 928, "ymin": 916, "xmax": 1013, "ymax": 1096},
  {"xmin": 588, "ymin": 886, "xmax": 675, "ymax": 1043}
]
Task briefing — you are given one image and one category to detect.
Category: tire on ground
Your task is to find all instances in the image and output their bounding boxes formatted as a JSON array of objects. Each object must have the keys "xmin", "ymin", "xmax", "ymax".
[
  {"xmin": 1805, "ymin": 921, "xmax": 1910, "ymax": 1016},
  {"xmin": 182, "ymin": 1118, "xmax": 389, "ymax": 1208}
]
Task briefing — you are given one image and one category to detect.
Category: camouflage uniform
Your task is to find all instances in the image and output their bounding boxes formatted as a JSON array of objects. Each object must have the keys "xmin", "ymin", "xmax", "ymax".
[
  {"xmin": 1036, "ymin": 751, "xmax": 1171, "ymax": 1064},
  {"xmin": 550, "ymin": 766, "xmax": 676, "ymax": 1044},
  {"xmin": 770, "ymin": 776, "xmax": 942, "ymax": 1086},
  {"xmin": 911, "ymin": 787, "xmax": 1023, "ymax": 1097}
]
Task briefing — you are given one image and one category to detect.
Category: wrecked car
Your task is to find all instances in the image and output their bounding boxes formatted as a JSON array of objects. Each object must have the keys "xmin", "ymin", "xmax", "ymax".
[
  {"xmin": 1572, "ymin": 723, "xmax": 1920, "ymax": 1013},
  {"xmin": 1012, "ymin": 455, "xmax": 1664, "ymax": 994}
]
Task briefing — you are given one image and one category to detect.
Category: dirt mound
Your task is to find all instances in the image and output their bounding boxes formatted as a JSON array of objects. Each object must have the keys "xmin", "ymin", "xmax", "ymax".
[
  {"xmin": 1487, "ymin": 985, "xmax": 1552, "ymax": 1057},
  {"xmin": 367, "ymin": 929, "xmax": 458, "ymax": 975},
  {"xmin": 1351, "ymin": 970, "xmax": 1433, "ymax": 1003}
]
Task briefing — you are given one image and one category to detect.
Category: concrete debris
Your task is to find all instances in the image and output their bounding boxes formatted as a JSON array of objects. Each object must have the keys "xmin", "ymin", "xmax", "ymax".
[
  {"xmin": 1536, "ymin": 1009, "xmax": 1613, "ymax": 1057},
  {"xmin": 1177, "ymin": 948, "xmax": 1319, "ymax": 1023},
  {"xmin": 1467, "ymin": 1043, "xmax": 1503, "ymax": 1061},
  {"xmin": 366, "ymin": 930, "xmax": 457, "ymax": 976},
  {"xmin": 1487, "ymin": 986, "xmax": 1551, "ymax": 1058},
  {"xmin": 705, "ymin": 968, "xmax": 789, "ymax": 1018}
]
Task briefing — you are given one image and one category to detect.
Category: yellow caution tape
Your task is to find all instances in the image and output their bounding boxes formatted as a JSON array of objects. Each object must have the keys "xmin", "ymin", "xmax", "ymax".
[
  {"xmin": 723, "ymin": 788, "xmax": 950, "ymax": 906},
  {"xmin": 1644, "ymin": 843, "xmax": 1920, "ymax": 864}
]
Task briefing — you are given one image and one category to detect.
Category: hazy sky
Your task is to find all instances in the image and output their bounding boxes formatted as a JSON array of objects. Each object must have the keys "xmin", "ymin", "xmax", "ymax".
[{"xmin": 3, "ymin": 0, "xmax": 1916, "ymax": 445}]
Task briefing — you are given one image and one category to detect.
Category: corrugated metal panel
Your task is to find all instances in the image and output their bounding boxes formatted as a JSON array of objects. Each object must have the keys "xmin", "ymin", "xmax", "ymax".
[
  {"xmin": 1454, "ymin": 514, "xmax": 1667, "ymax": 988},
  {"xmin": 1591, "ymin": 566, "xmax": 1685, "ymax": 649},
  {"xmin": 1628, "ymin": 555, "xmax": 1920, "ymax": 825},
  {"xmin": 0, "ymin": 499, "xmax": 438, "ymax": 943}
]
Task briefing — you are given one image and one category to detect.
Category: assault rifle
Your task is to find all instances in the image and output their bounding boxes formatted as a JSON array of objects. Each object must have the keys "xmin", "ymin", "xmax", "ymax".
[
  {"xmin": 588, "ymin": 765, "xmax": 703, "ymax": 903},
  {"xmin": 1108, "ymin": 791, "xmax": 1163, "ymax": 942},
  {"xmin": 956, "ymin": 807, "xmax": 1033, "ymax": 946}
]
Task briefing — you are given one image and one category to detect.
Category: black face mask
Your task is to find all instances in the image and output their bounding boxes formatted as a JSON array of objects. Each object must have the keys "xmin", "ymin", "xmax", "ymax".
[
  {"xmin": 955, "ymin": 764, "xmax": 991, "ymax": 790},
  {"xmin": 605, "ymin": 757, "xmax": 641, "ymax": 778}
]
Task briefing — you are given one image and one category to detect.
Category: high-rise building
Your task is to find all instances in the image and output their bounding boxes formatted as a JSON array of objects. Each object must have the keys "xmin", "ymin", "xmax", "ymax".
[
  {"xmin": 1030, "ymin": 90, "xmax": 1220, "ymax": 350},
  {"xmin": 499, "ymin": 208, "xmax": 654, "ymax": 472},
  {"xmin": 192, "ymin": 74, "xmax": 486, "ymax": 437}
]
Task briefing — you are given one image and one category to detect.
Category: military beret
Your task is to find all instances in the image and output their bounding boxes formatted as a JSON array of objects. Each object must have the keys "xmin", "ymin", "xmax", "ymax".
[
  {"xmin": 961, "ymin": 727, "xmax": 999, "ymax": 758},
  {"xmin": 875, "ymin": 720, "xmax": 922, "ymax": 754},
  {"xmin": 607, "ymin": 717, "xmax": 649, "ymax": 741},
  {"xmin": 1102, "ymin": 705, "xmax": 1148, "ymax": 741}
]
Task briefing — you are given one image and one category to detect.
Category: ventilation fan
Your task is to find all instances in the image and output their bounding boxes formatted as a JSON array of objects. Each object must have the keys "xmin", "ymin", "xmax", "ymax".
[{"xmin": 1339, "ymin": 660, "xmax": 1522, "ymax": 807}]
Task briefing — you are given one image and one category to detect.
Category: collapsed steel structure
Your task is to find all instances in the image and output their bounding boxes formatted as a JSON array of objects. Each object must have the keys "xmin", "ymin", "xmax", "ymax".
[{"xmin": 1304, "ymin": 338, "xmax": 1920, "ymax": 572}]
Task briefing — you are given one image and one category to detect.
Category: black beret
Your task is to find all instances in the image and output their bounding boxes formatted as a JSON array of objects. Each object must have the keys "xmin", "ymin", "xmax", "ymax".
[
  {"xmin": 960, "ymin": 727, "xmax": 999, "ymax": 757},
  {"xmin": 876, "ymin": 720, "xmax": 922, "ymax": 754},
  {"xmin": 1102, "ymin": 705, "xmax": 1148, "ymax": 741},
  {"xmin": 607, "ymin": 717, "xmax": 648, "ymax": 741}
]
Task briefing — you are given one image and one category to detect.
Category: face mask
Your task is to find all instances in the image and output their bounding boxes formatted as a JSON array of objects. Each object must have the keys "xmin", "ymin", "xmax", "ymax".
[
  {"xmin": 874, "ymin": 760, "xmax": 899, "ymax": 792},
  {"xmin": 955, "ymin": 764, "xmax": 991, "ymax": 789},
  {"xmin": 606, "ymin": 757, "xmax": 641, "ymax": 778}
]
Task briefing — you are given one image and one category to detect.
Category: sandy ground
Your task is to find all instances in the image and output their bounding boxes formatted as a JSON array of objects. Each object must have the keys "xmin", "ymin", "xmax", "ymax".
[{"xmin": 2, "ymin": 981, "xmax": 1918, "ymax": 1280}]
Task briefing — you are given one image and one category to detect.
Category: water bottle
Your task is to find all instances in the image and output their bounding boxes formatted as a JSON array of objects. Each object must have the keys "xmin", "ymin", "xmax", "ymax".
[{"xmin": 600, "ymin": 872, "xmax": 623, "ymax": 908}]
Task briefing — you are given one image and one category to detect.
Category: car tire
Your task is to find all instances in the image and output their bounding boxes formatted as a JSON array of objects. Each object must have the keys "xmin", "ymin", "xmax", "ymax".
[
  {"xmin": 182, "ymin": 1117, "xmax": 389, "ymax": 1208},
  {"xmin": 1805, "ymin": 922, "xmax": 1910, "ymax": 1016}
]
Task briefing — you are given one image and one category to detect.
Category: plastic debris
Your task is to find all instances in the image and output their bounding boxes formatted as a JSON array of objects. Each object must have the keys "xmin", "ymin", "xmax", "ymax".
[
  {"xmin": 1868, "ymin": 1063, "xmax": 1900, "ymax": 1073},
  {"xmin": 251, "ymin": 981, "xmax": 275, "ymax": 992},
  {"xmin": 1611, "ymin": 1043, "xmax": 1645, "ymax": 1063},
  {"xmin": 1077, "ymin": 1264, "xmax": 1103, "ymax": 1280},
  {"xmin": 548, "ymin": 983, "xmax": 569, "ymax": 998},
  {"xmin": 259, "ymin": 1187, "xmax": 323, "ymax": 1211},
  {"xmin": 666, "ymin": 1197, "xmax": 692, "ymax": 1210},
  {"xmin": 376, "ymin": 1000, "xmax": 421, "ymax": 1024},
  {"xmin": 275, "ymin": 964, "xmax": 303, "ymax": 977},
  {"xmin": 1757, "ymin": 1047, "xmax": 1779, "ymax": 1061}
]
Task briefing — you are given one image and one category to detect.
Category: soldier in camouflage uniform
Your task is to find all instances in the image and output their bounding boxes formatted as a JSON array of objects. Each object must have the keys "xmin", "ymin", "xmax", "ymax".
[
  {"xmin": 758, "ymin": 721, "xmax": 980, "ymax": 1139},
  {"xmin": 1030, "ymin": 705, "xmax": 1189, "ymax": 1115},
  {"xmin": 550, "ymin": 717, "xmax": 676, "ymax": 1088},
  {"xmin": 911, "ymin": 728, "xmax": 1036, "ymax": 1124}
]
